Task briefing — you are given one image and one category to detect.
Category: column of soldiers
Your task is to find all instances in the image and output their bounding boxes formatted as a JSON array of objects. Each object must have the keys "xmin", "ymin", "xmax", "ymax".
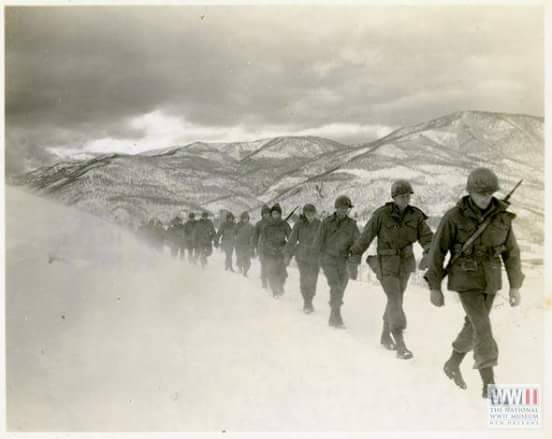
[
  {"xmin": 138, "ymin": 211, "xmax": 216, "ymax": 268},
  {"xmin": 136, "ymin": 168, "xmax": 523, "ymax": 399}
]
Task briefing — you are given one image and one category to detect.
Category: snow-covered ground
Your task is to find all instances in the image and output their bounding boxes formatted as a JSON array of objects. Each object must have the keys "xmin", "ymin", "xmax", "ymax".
[{"xmin": 5, "ymin": 187, "xmax": 547, "ymax": 432}]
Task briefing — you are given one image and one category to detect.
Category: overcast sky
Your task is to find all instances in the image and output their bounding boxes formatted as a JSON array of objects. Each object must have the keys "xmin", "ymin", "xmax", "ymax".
[{"xmin": 5, "ymin": 5, "xmax": 544, "ymax": 174}]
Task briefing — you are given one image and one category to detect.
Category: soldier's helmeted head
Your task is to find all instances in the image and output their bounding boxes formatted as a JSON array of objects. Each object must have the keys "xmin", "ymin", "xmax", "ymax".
[
  {"xmin": 467, "ymin": 168, "xmax": 499, "ymax": 210},
  {"xmin": 201, "ymin": 211, "xmax": 209, "ymax": 219},
  {"xmin": 303, "ymin": 203, "xmax": 316, "ymax": 221},
  {"xmin": 271, "ymin": 203, "xmax": 282, "ymax": 219},
  {"xmin": 335, "ymin": 195, "xmax": 353, "ymax": 209},
  {"xmin": 467, "ymin": 168, "xmax": 500, "ymax": 194},
  {"xmin": 240, "ymin": 211, "xmax": 250, "ymax": 223},
  {"xmin": 334, "ymin": 195, "xmax": 353, "ymax": 219},
  {"xmin": 391, "ymin": 180, "xmax": 414, "ymax": 198},
  {"xmin": 391, "ymin": 180, "xmax": 413, "ymax": 211},
  {"xmin": 226, "ymin": 212, "xmax": 235, "ymax": 222},
  {"xmin": 261, "ymin": 204, "xmax": 271, "ymax": 218},
  {"xmin": 189, "ymin": 212, "xmax": 196, "ymax": 220}
]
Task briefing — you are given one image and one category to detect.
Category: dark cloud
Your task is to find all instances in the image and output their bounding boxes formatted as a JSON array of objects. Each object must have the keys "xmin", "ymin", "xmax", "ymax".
[{"xmin": 5, "ymin": 5, "xmax": 544, "ymax": 174}]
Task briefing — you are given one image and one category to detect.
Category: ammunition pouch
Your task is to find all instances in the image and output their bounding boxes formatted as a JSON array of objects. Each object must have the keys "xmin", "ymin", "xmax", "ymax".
[
  {"xmin": 458, "ymin": 258, "xmax": 478, "ymax": 272},
  {"xmin": 451, "ymin": 243, "xmax": 508, "ymax": 275},
  {"xmin": 377, "ymin": 245, "xmax": 414, "ymax": 258},
  {"xmin": 367, "ymin": 245, "xmax": 416, "ymax": 278},
  {"xmin": 454, "ymin": 243, "xmax": 507, "ymax": 259}
]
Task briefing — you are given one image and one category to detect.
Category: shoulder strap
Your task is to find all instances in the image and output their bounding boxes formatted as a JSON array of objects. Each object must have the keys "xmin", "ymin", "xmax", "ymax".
[{"xmin": 447, "ymin": 207, "xmax": 507, "ymax": 269}]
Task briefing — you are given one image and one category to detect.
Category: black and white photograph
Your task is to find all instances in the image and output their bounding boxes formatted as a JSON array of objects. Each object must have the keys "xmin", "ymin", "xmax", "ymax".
[{"xmin": 3, "ymin": 1, "xmax": 550, "ymax": 434}]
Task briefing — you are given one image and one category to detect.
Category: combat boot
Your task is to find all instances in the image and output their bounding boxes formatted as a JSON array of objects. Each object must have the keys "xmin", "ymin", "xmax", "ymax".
[
  {"xmin": 328, "ymin": 307, "xmax": 338, "ymax": 327},
  {"xmin": 480, "ymin": 367, "xmax": 495, "ymax": 399},
  {"xmin": 335, "ymin": 307, "xmax": 345, "ymax": 329},
  {"xmin": 380, "ymin": 321, "xmax": 396, "ymax": 351},
  {"xmin": 303, "ymin": 298, "xmax": 314, "ymax": 314},
  {"xmin": 392, "ymin": 330, "xmax": 413, "ymax": 359},
  {"xmin": 329, "ymin": 306, "xmax": 345, "ymax": 329},
  {"xmin": 443, "ymin": 350, "xmax": 468, "ymax": 390}
]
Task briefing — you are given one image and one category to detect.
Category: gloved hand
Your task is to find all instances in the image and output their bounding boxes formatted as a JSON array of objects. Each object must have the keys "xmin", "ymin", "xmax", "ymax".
[
  {"xmin": 430, "ymin": 289, "xmax": 445, "ymax": 307},
  {"xmin": 418, "ymin": 254, "xmax": 429, "ymax": 270},
  {"xmin": 348, "ymin": 253, "xmax": 362, "ymax": 266},
  {"xmin": 509, "ymin": 288, "xmax": 521, "ymax": 307},
  {"xmin": 348, "ymin": 263, "xmax": 359, "ymax": 280}
]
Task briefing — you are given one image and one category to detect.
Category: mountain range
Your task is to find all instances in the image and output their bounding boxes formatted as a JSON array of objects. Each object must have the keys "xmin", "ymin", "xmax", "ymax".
[{"xmin": 9, "ymin": 111, "xmax": 544, "ymax": 249}]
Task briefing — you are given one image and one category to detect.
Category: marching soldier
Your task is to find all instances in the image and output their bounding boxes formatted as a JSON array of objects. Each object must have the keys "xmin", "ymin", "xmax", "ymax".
[
  {"xmin": 259, "ymin": 203, "xmax": 291, "ymax": 298},
  {"xmin": 351, "ymin": 180, "xmax": 433, "ymax": 359},
  {"xmin": 254, "ymin": 205, "xmax": 272, "ymax": 289},
  {"xmin": 315, "ymin": 195, "xmax": 360, "ymax": 328},
  {"xmin": 193, "ymin": 211, "xmax": 217, "ymax": 269},
  {"xmin": 216, "ymin": 212, "xmax": 237, "ymax": 272},
  {"xmin": 234, "ymin": 211, "xmax": 256, "ymax": 277},
  {"xmin": 166, "ymin": 215, "xmax": 186, "ymax": 260},
  {"xmin": 285, "ymin": 203, "xmax": 321, "ymax": 314},
  {"xmin": 424, "ymin": 168, "xmax": 524, "ymax": 398},
  {"xmin": 139, "ymin": 217, "xmax": 165, "ymax": 253},
  {"xmin": 184, "ymin": 213, "xmax": 197, "ymax": 264}
]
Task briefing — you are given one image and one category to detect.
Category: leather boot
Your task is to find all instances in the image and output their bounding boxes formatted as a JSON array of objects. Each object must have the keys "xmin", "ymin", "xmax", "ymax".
[
  {"xmin": 480, "ymin": 367, "xmax": 495, "ymax": 399},
  {"xmin": 303, "ymin": 298, "xmax": 314, "ymax": 314},
  {"xmin": 392, "ymin": 330, "xmax": 413, "ymax": 359},
  {"xmin": 328, "ymin": 306, "xmax": 345, "ymax": 328},
  {"xmin": 443, "ymin": 350, "xmax": 468, "ymax": 390},
  {"xmin": 380, "ymin": 321, "xmax": 396, "ymax": 350},
  {"xmin": 333, "ymin": 306, "xmax": 345, "ymax": 329},
  {"xmin": 328, "ymin": 307, "xmax": 337, "ymax": 326}
]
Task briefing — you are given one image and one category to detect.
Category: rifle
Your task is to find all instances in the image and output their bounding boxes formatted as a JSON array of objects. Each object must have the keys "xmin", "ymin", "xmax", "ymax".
[
  {"xmin": 443, "ymin": 179, "xmax": 523, "ymax": 276},
  {"xmin": 284, "ymin": 206, "xmax": 300, "ymax": 223}
]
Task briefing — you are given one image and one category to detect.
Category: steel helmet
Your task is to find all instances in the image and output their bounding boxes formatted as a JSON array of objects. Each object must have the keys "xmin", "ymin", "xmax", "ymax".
[
  {"xmin": 391, "ymin": 180, "xmax": 414, "ymax": 198},
  {"xmin": 466, "ymin": 168, "xmax": 500, "ymax": 194},
  {"xmin": 334, "ymin": 195, "xmax": 353, "ymax": 209},
  {"xmin": 271, "ymin": 203, "xmax": 282, "ymax": 215}
]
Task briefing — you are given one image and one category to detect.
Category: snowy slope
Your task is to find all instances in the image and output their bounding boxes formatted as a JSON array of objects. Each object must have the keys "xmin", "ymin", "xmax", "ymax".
[
  {"xmin": 10, "ymin": 111, "xmax": 544, "ymax": 250},
  {"xmin": 6, "ymin": 187, "xmax": 546, "ymax": 431},
  {"xmin": 241, "ymin": 136, "xmax": 346, "ymax": 160},
  {"xmin": 9, "ymin": 137, "xmax": 348, "ymax": 227},
  {"xmin": 272, "ymin": 112, "xmax": 544, "ymax": 250}
]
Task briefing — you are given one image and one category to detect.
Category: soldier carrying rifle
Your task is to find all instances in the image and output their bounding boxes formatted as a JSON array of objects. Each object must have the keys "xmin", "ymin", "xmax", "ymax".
[{"xmin": 424, "ymin": 168, "xmax": 524, "ymax": 399}]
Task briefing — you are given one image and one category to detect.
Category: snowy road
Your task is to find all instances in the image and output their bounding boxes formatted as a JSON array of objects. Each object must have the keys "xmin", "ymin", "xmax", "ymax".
[{"xmin": 5, "ymin": 188, "xmax": 545, "ymax": 431}]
